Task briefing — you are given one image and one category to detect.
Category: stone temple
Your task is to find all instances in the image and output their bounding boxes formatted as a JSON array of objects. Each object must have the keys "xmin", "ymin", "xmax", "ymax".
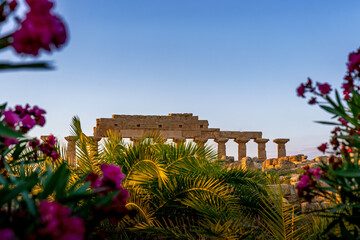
[{"xmin": 65, "ymin": 113, "xmax": 289, "ymax": 164}]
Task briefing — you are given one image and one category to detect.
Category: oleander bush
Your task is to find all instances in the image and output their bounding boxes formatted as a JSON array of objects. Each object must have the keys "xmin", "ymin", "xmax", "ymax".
[{"xmin": 296, "ymin": 46, "xmax": 360, "ymax": 239}]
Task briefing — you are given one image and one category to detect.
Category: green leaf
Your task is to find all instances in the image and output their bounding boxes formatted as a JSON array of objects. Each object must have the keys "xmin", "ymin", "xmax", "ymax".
[
  {"xmin": 0, "ymin": 174, "xmax": 7, "ymax": 185},
  {"xmin": 0, "ymin": 103, "xmax": 6, "ymax": 111},
  {"xmin": 39, "ymin": 164, "xmax": 69, "ymax": 199},
  {"xmin": 22, "ymin": 191, "xmax": 36, "ymax": 216},
  {"xmin": 335, "ymin": 90, "xmax": 345, "ymax": 112},
  {"xmin": 0, "ymin": 181, "xmax": 37, "ymax": 206},
  {"xmin": 319, "ymin": 105, "xmax": 343, "ymax": 117},
  {"xmin": 0, "ymin": 61, "xmax": 54, "ymax": 71},
  {"xmin": 315, "ymin": 121, "xmax": 340, "ymax": 126},
  {"xmin": 0, "ymin": 123, "xmax": 22, "ymax": 138},
  {"xmin": 0, "ymin": 35, "xmax": 10, "ymax": 49},
  {"xmin": 94, "ymin": 191, "xmax": 119, "ymax": 207},
  {"xmin": 334, "ymin": 169, "xmax": 360, "ymax": 178}
]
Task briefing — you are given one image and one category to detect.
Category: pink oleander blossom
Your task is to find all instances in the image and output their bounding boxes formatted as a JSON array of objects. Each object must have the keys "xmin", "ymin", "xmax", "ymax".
[
  {"xmin": 11, "ymin": 0, "xmax": 67, "ymax": 56},
  {"xmin": 347, "ymin": 50, "xmax": 360, "ymax": 73},
  {"xmin": 50, "ymin": 151, "xmax": 59, "ymax": 160},
  {"xmin": 101, "ymin": 164, "xmax": 126, "ymax": 190},
  {"xmin": 317, "ymin": 143, "xmax": 327, "ymax": 153},
  {"xmin": 4, "ymin": 138, "xmax": 19, "ymax": 147},
  {"xmin": 38, "ymin": 200, "xmax": 84, "ymax": 240},
  {"xmin": 29, "ymin": 138, "xmax": 40, "ymax": 149},
  {"xmin": 308, "ymin": 97, "xmax": 317, "ymax": 105},
  {"xmin": 21, "ymin": 114, "xmax": 36, "ymax": 129},
  {"xmin": 338, "ymin": 117, "xmax": 348, "ymax": 126},
  {"xmin": 2, "ymin": 110, "xmax": 20, "ymax": 128},
  {"xmin": 8, "ymin": 0, "xmax": 17, "ymax": 11},
  {"xmin": 318, "ymin": 83, "xmax": 332, "ymax": 95},
  {"xmin": 47, "ymin": 134, "xmax": 56, "ymax": 146},
  {"xmin": 0, "ymin": 228, "xmax": 17, "ymax": 240},
  {"xmin": 296, "ymin": 83, "xmax": 305, "ymax": 98},
  {"xmin": 30, "ymin": 105, "xmax": 46, "ymax": 117},
  {"xmin": 86, "ymin": 172, "xmax": 102, "ymax": 189},
  {"xmin": 297, "ymin": 175, "xmax": 310, "ymax": 188},
  {"xmin": 14, "ymin": 104, "xmax": 30, "ymax": 118}
]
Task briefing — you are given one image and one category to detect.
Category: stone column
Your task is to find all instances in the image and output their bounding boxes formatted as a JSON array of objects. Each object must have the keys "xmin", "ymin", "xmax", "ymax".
[
  {"xmin": 254, "ymin": 138, "xmax": 269, "ymax": 161},
  {"xmin": 173, "ymin": 137, "xmax": 186, "ymax": 145},
  {"xmin": 234, "ymin": 138, "xmax": 250, "ymax": 160},
  {"xmin": 194, "ymin": 138, "xmax": 208, "ymax": 147},
  {"xmin": 214, "ymin": 138, "xmax": 228, "ymax": 160},
  {"xmin": 65, "ymin": 136, "xmax": 76, "ymax": 166},
  {"xmin": 273, "ymin": 138, "xmax": 290, "ymax": 158}
]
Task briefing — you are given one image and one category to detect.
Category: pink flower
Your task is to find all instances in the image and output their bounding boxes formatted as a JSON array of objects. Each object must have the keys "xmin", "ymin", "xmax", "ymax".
[
  {"xmin": 308, "ymin": 97, "xmax": 317, "ymax": 105},
  {"xmin": 114, "ymin": 187, "xmax": 130, "ymax": 204},
  {"xmin": 86, "ymin": 172, "xmax": 102, "ymax": 188},
  {"xmin": 101, "ymin": 164, "xmax": 126, "ymax": 189},
  {"xmin": 2, "ymin": 110, "xmax": 20, "ymax": 128},
  {"xmin": 50, "ymin": 151, "xmax": 59, "ymax": 161},
  {"xmin": 297, "ymin": 175, "xmax": 310, "ymax": 188},
  {"xmin": 338, "ymin": 117, "xmax": 348, "ymax": 126},
  {"xmin": 25, "ymin": 0, "xmax": 53, "ymax": 14},
  {"xmin": 317, "ymin": 143, "xmax": 327, "ymax": 153},
  {"xmin": 21, "ymin": 114, "xmax": 36, "ymax": 129},
  {"xmin": 8, "ymin": 0, "xmax": 17, "ymax": 12},
  {"xmin": 305, "ymin": 77, "xmax": 312, "ymax": 88},
  {"xmin": 296, "ymin": 83, "xmax": 305, "ymax": 98},
  {"xmin": 347, "ymin": 50, "xmax": 360, "ymax": 73},
  {"xmin": 29, "ymin": 138, "xmax": 40, "ymax": 149},
  {"xmin": 317, "ymin": 83, "xmax": 332, "ymax": 95},
  {"xmin": 14, "ymin": 104, "xmax": 30, "ymax": 118},
  {"xmin": 313, "ymin": 168, "xmax": 324, "ymax": 179},
  {"xmin": 11, "ymin": 0, "xmax": 67, "ymax": 56},
  {"xmin": 37, "ymin": 115, "xmax": 46, "ymax": 126},
  {"xmin": 38, "ymin": 200, "xmax": 84, "ymax": 240},
  {"xmin": 342, "ymin": 82, "xmax": 353, "ymax": 93},
  {"xmin": 47, "ymin": 134, "xmax": 56, "ymax": 146},
  {"xmin": 4, "ymin": 138, "xmax": 19, "ymax": 147},
  {"xmin": 0, "ymin": 228, "xmax": 17, "ymax": 240},
  {"xmin": 30, "ymin": 105, "xmax": 46, "ymax": 117}
]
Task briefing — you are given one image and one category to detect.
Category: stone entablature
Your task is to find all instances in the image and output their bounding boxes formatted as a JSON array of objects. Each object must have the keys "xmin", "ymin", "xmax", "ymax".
[
  {"xmin": 65, "ymin": 113, "xmax": 290, "ymax": 164},
  {"xmin": 93, "ymin": 113, "xmax": 262, "ymax": 140}
]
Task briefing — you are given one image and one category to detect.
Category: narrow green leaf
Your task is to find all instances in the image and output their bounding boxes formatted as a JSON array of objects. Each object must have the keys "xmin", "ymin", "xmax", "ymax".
[
  {"xmin": 319, "ymin": 105, "xmax": 343, "ymax": 117},
  {"xmin": 335, "ymin": 90, "xmax": 345, "ymax": 111},
  {"xmin": 334, "ymin": 169, "xmax": 360, "ymax": 178},
  {"xmin": 0, "ymin": 123, "xmax": 22, "ymax": 138},
  {"xmin": 315, "ymin": 121, "xmax": 340, "ymax": 126},
  {"xmin": 22, "ymin": 191, "xmax": 36, "ymax": 216},
  {"xmin": 39, "ymin": 164, "xmax": 68, "ymax": 199},
  {"xmin": 0, "ymin": 103, "xmax": 6, "ymax": 111},
  {"xmin": 94, "ymin": 191, "xmax": 119, "ymax": 207},
  {"xmin": 0, "ymin": 61, "xmax": 54, "ymax": 71}
]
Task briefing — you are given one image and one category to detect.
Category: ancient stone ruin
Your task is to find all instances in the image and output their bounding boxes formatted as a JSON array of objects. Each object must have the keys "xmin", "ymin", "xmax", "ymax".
[
  {"xmin": 65, "ymin": 113, "xmax": 290, "ymax": 164},
  {"xmin": 63, "ymin": 113, "xmax": 330, "ymax": 213}
]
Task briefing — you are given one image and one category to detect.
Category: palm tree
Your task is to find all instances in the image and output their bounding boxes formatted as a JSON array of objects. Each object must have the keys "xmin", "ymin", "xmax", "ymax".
[{"xmin": 67, "ymin": 116, "xmax": 275, "ymax": 239}]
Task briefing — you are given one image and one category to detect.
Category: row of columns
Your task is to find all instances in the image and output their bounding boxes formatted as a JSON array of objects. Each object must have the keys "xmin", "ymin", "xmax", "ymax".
[
  {"xmin": 215, "ymin": 138, "xmax": 290, "ymax": 161},
  {"xmin": 64, "ymin": 136, "xmax": 289, "ymax": 165}
]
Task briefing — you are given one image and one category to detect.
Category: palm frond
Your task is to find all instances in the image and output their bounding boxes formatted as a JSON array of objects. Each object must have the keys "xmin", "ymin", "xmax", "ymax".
[{"xmin": 259, "ymin": 184, "xmax": 311, "ymax": 240}]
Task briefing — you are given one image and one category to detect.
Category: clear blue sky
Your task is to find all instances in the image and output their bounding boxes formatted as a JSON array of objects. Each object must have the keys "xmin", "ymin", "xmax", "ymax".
[{"xmin": 2, "ymin": 0, "xmax": 360, "ymax": 159}]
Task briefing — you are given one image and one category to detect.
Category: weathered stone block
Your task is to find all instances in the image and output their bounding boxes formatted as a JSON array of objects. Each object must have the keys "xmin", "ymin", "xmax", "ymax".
[
  {"xmin": 278, "ymin": 159, "xmax": 296, "ymax": 169},
  {"xmin": 315, "ymin": 156, "xmax": 329, "ymax": 164},
  {"xmin": 241, "ymin": 157, "xmax": 255, "ymax": 170},
  {"xmin": 226, "ymin": 156, "xmax": 235, "ymax": 162}
]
